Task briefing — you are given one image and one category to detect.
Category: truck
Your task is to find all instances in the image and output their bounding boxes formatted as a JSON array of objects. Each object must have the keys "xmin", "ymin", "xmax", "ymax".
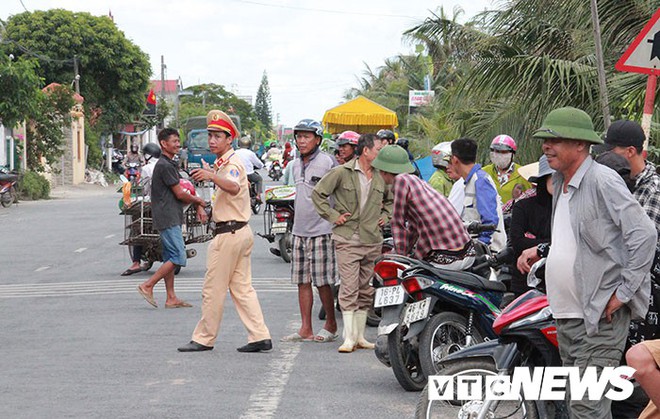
[{"xmin": 183, "ymin": 115, "xmax": 242, "ymax": 169}]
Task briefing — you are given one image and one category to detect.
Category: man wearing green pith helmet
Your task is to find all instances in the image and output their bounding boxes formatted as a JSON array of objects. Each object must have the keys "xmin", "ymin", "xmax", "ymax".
[{"xmin": 517, "ymin": 107, "xmax": 656, "ymax": 419}]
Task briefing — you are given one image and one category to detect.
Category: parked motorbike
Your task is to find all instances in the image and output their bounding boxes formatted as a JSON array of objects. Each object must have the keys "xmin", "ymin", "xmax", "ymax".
[
  {"xmin": 415, "ymin": 259, "xmax": 566, "ymax": 418},
  {"xmin": 258, "ymin": 185, "xmax": 295, "ymax": 263},
  {"xmin": 103, "ymin": 149, "xmax": 125, "ymax": 175},
  {"xmin": 0, "ymin": 167, "xmax": 18, "ymax": 208},
  {"xmin": 373, "ymin": 223, "xmax": 513, "ymax": 392},
  {"xmin": 269, "ymin": 160, "xmax": 283, "ymax": 181}
]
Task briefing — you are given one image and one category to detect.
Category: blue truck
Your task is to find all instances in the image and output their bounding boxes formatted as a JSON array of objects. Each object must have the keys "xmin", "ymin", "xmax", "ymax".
[{"xmin": 183, "ymin": 115, "xmax": 242, "ymax": 169}]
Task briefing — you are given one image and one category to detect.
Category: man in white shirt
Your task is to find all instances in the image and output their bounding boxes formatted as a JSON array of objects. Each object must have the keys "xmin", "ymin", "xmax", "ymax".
[{"xmin": 235, "ymin": 137, "xmax": 264, "ymax": 201}]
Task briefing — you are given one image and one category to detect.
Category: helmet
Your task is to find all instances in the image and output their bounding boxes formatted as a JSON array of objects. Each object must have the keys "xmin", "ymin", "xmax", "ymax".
[
  {"xmin": 376, "ymin": 129, "xmax": 395, "ymax": 143},
  {"xmin": 532, "ymin": 107, "xmax": 602, "ymax": 144},
  {"xmin": 431, "ymin": 141, "xmax": 452, "ymax": 169},
  {"xmin": 371, "ymin": 145, "xmax": 415, "ymax": 174},
  {"xmin": 293, "ymin": 119, "xmax": 323, "ymax": 137},
  {"xmin": 142, "ymin": 143, "xmax": 161, "ymax": 159},
  {"xmin": 269, "ymin": 142, "xmax": 278, "ymax": 148},
  {"xmin": 336, "ymin": 130, "xmax": 360, "ymax": 146},
  {"xmin": 490, "ymin": 135, "xmax": 517, "ymax": 152},
  {"xmin": 396, "ymin": 138, "xmax": 409, "ymax": 150},
  {"xmin": 179, "ymin": 179, "xmax": 196, "ymax": 196},
  {"xmin": 238, "ymin": 137, "xmax": 252, "ymax": 149}
]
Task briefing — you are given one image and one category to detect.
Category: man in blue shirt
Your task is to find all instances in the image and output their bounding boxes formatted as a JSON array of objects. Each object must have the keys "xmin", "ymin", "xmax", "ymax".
[{"xmin": 449, "ymin": 138, "xmax": 507, "ymax": 251}]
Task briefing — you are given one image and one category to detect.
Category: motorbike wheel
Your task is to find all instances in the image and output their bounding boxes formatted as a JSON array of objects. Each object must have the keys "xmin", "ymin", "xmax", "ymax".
[
  {"xmin": 279, "ymin": 231, "xmax": 293, "ymax": 263},
  {"xmin": 1, "ymin": 187, "xmax": 15, "ymax": 208},
  {"xmin": 388, "ymin": 320, "xmax": 426, "ymax": 391},
  {"xmin": 366, "ymin": 306, "xmax": 381, "ymax": 327},
  {"xmin": 415, "ymin": 359, "xmax": 539, "ymax": 419},
  {"xmin": 251, "ymin": 200, "xmax": 261, "ymax": 215},
  {"xmin": 419, "ymin": 312, "xmax": 484, "ymax": 378}
]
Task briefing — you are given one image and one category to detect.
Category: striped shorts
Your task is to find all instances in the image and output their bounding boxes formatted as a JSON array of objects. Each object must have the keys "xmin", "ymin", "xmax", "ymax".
[{"xmin": 291, "ymin": 234, "xmax": 337, "ymax": 287}]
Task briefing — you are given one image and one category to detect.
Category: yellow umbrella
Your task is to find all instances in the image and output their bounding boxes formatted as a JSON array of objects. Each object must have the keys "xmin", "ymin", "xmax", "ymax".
[{"xmin": 322, "ymin": 96, "xmax": 398, "ymax": 134}]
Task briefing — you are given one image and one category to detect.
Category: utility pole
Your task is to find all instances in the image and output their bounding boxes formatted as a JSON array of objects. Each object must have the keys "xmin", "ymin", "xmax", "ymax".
[
  {"xmin": 590, "ymin": 0, "xmax": 611, "ymax": 130},
  {"xmin": 73, "ymin": 55, "xmax": 80, "ymax": 94},
  {"xmin": 160, "ymin": 55, "xmax": 166, "ymax": 129}
]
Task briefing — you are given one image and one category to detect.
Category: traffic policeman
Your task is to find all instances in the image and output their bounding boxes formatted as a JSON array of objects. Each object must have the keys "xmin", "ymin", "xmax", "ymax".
[{"xmin": 178, "ymin": 109, "xmax": 272, "ymax": 353}]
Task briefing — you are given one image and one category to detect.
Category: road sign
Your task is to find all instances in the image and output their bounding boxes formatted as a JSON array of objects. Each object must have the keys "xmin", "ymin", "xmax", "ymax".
[
  {"xmin": 615, "ymin": 8, "xmax": 660, "ymax": 75},
  {"xmin": 408, "ymin": 90, "xmax": 435, "ymax": 107}
]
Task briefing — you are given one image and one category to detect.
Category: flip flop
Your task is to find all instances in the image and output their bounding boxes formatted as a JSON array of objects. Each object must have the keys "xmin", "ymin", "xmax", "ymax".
[
  {"xmin": 136, "ymin": 285, "xmax": 158, "ymax": 308},
  {"xmin": 280, "ymin": 332, "xmax": 315, "ymax": 342},
  {"xmin": 121, "ymin": 268, "xmax": 142, "ymax": 276},
  {"xmin": 165, "ymin": 301, "xmax": 193, "ymax": 309},
  {"xmin": 314, "ymin": 329, "xmax": 339, "ymax": 343}
]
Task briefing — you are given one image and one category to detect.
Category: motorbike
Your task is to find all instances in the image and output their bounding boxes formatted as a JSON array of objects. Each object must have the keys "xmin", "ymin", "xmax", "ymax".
[
  {"xmin": 269, "ymin": 160, "xmax": 283, "ymax": 181},
  {"xmin": 0, "ymin": 166, "xmax": 18, "ymax": 208},
  {"xmin": 258, "ymin": 185, "xmax": 295, "ymax": 263},
  {"xmin": 373, "ymin": 223, "xmax": 513, "ymax": 392},
  {"xmin": 103, "ymin": 149, "xmax": 125, "ymax": 175},
  {"xmin": 125, "ymin": 162, "xmax": 141, "ymax": 183},
  {"xmin": 415, "ymin": 259, "xmax": 567, "ymax": 419},
  {"xmin": 249, "ymin": 178, "xmax": 262, "ymax": 215}
]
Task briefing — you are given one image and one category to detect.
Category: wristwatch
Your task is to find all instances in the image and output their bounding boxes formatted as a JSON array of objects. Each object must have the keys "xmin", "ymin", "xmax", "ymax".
[{"xmin": 537, "ymin": 242, "xmax": 550, "ymax": 258}]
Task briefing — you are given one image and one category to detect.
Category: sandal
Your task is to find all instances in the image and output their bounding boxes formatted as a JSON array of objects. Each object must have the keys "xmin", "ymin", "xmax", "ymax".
[
  {"xmin": 280, "ymin": 332, "xmax": 315, "ymax": 342},
  {"xmin": 314, "ymin": 329, "xmax": 339, "ymax": 343}
]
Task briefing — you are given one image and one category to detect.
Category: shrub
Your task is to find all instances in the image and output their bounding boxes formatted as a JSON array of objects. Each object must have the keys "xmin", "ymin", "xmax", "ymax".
[{"xmin": 18, "ymin": 171, "xmax": 50, "ymax": 200}]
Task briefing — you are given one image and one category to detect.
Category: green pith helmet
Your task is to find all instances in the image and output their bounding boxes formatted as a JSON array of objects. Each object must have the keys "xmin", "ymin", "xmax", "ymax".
[
  {"xmin": 371, "ymin": 145, "xmax": 415, "ymax": 174},
  {"xmin": 532, "ymin": 107, "xmax": 602, "ymax": 144}
]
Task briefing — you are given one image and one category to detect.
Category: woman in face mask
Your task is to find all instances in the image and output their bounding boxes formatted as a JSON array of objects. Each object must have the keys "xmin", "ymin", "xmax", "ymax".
[{"xmin": 482, "ymin": 134, "xmax": 532, "ymax": 204}]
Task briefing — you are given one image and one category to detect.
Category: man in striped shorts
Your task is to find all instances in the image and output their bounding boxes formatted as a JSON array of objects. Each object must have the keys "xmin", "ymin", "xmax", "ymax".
[{"xmin": 281, "ymin": 119, "xmax": 339, "ymax": 343}]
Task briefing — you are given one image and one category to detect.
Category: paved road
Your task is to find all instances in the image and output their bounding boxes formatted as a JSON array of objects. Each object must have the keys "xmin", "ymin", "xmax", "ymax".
[{"xmin": 0, "ymin": 177, "xmax": 422, "ymax": 418}]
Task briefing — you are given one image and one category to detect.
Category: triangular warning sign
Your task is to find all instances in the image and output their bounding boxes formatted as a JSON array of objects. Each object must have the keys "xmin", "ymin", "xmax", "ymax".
[{"xmin": 616, "ymin": 8, "xmax": 660, "ymax": 75}]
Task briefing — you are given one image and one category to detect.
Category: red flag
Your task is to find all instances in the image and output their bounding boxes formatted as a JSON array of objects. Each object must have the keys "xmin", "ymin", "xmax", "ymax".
[{"xmin": 146, "ymin": 89, "xmax": 157, "ymax": 105}]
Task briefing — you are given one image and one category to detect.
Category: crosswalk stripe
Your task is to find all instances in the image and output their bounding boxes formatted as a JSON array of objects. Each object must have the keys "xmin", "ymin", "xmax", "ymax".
[{"xmin": 0, "ymin": 277, "xmax": 295, "ymax": 298}]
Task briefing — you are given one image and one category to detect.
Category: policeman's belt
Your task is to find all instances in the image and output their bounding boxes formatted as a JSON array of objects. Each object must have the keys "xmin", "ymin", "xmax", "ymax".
[{"xmin": 214, "ymin": 221, "xmax": 248, "ymax": 235}]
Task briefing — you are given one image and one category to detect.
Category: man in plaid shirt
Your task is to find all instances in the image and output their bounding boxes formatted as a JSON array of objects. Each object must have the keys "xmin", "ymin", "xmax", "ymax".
[
  {"xmin": 600, "ymin": 120, "xmax": 660, "ymax": 345},
  {"xmin": 371, "ymin": 145, "xmax": 474, "ymax": 269}
]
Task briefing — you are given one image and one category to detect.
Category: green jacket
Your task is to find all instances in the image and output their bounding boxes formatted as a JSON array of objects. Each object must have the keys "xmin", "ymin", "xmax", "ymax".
[
  {"xmin": 312, "ymin": 158, "xmax": 392, "ymax": 245},
  {"xmin": 428, "ymin": 169, "xmax": 453, "ymax": 197},
  {"xmin": 482, "ymin": 163, "xmax": 532, "ymax": 204}
]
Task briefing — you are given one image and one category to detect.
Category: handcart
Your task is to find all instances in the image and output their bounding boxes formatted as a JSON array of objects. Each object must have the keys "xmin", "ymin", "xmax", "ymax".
[{"xmin": 118, "ymin": 180, "xmax": 213, "ymax": 272}]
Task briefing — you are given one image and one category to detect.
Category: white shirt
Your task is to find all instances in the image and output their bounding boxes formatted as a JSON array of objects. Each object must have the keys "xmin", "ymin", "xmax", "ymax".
[
  {"xmin": 235, "ymin": 148, "xmax": 264, "ymax": 175},
  {"xmin": 546, "ymin": 189, "xmax": 582, "ymax": 318},
  {"xmin": 448, "ymin": 178, "xmax": 465, "ymax": 216},
  {"xmin": 140, "ymin": 158, "xmax": 158, "ymax": 196}
]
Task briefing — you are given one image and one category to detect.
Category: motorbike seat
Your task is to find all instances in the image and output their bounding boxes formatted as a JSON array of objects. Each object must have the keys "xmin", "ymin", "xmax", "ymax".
[
  {"xmin": 0, "ymin": 173, "xmax": 18, "ymax": 182},
  {"xmin": 419, "ymin": 265, "xmax": 507, "ymax": 293}
]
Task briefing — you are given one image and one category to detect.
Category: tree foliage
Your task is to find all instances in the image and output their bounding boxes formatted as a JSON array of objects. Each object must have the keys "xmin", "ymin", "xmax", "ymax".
[
  {"xmin": 254, "ymin": 70, "xmax": 272, "ymax": 134},
  {"xmin": 1, "ymin": 9, "xmax": 152, "ymax": 132},
  {"xmin": 351, "ymin": 1, "xmax": 660, "ymax": 164},
  {"xmin": 177, "ymin": 83, "xmax": 255, "ymax": 131},
  {"xmin": 0, "ymin": 54, "xmax": 42, "ymax": 127},
  {"xmin": 26, "ymin": 84, "xmax": 75, "ymax": 171}
]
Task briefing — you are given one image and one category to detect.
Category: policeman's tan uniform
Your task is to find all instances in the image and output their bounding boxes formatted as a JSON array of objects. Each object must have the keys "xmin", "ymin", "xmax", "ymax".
[{"xmin": 191, "ymin": 122, "xmax": 270, "ymax": 347}]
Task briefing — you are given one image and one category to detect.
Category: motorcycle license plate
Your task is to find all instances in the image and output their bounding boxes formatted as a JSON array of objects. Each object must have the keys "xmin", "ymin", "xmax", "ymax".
[
  {"xmin": 403, "ymin": 298, "xmax": 431, "ymax": 324},
  {"xmin": 271, "ymin": 222, "xmax": 288, "ymax": 234},
  {"xmin": 374, "ymin": 285, "xmax": 405, "ymax": 308}
]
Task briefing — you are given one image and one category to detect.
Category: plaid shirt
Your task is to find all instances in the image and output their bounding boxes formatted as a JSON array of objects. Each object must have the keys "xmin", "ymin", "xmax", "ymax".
[
  {"xmin": 634, "ymin": 161, "xmax": 660, "ymax": 239},
  {"xmin": 391, "ymin": 174, "xmax": 470, "ymax": 259}
]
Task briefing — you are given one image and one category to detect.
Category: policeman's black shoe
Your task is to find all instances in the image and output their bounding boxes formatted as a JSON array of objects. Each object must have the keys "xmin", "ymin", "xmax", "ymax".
[
  {"xmin": 237, "ymin": 339, "xmax": 272, "ymax": 353},
  {"xmin": 178, "ymin": 341, "xmax": 213, "ymax": 352}
]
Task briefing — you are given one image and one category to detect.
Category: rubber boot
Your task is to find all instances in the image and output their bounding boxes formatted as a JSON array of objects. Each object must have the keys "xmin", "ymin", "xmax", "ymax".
[
  {"xmin": 354, "ymin": 310, "xmax": 375, "ymax": 349},
  {"xmin": 338, "ymin": 311, "xmax": 356, "ymax": 353}
]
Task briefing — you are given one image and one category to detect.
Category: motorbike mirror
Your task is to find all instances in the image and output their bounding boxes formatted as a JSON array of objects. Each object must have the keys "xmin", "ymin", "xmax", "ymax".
[
  {"xmin": 527, "ymin": 258, "xmax": 546, "ymax": 288},
  {"xmin": 119, "ymin": 174, "xmax": 129, "ymax": 184}
]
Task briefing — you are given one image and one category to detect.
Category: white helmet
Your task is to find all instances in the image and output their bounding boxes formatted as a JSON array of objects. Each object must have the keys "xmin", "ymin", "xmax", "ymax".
[{"xmin": 431, "ymin": 141, "xmax": 452, "ymax": 169}]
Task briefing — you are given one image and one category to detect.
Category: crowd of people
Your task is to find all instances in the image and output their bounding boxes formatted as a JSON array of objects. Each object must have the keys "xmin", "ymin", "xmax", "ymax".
[{"xmin": 126, "ymin": 106, "xmax": 660, "ymax": 418}]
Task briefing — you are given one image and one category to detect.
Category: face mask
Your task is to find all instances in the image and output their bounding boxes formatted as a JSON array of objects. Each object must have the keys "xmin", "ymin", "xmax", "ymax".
[{"xmin": 490, "ymin": 151, "xmax": 512, "ymax": 170}]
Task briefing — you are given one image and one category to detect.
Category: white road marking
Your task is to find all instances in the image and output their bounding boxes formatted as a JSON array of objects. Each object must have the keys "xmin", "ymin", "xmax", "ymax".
[
  {"xmin": 240, "ymin": 320, "xmax": 301, "ymax": 419},
  {"xmin": 35, "ymin": 266, "xmax": 50, "ymax": 272},
  {"xmin": 74, "ymin": 247, "xmax": 87, "ymax": 253},
  {"xmin": 104, "ymin": 234, "xmax": 115, "ymax": 239},
  {"xmin": 0, "ymin": 277, "xmax": 294, "ymax": 298}
]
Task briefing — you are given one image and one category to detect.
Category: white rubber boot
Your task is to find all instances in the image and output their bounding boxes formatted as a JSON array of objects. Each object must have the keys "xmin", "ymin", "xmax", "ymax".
[
  {"xmin": 338, "ymin": 311, "xmax": 356, "ymax": 353},
  {"xmin": 355, "ymin": 310, "xmax": 375, "ymax": 349}
]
